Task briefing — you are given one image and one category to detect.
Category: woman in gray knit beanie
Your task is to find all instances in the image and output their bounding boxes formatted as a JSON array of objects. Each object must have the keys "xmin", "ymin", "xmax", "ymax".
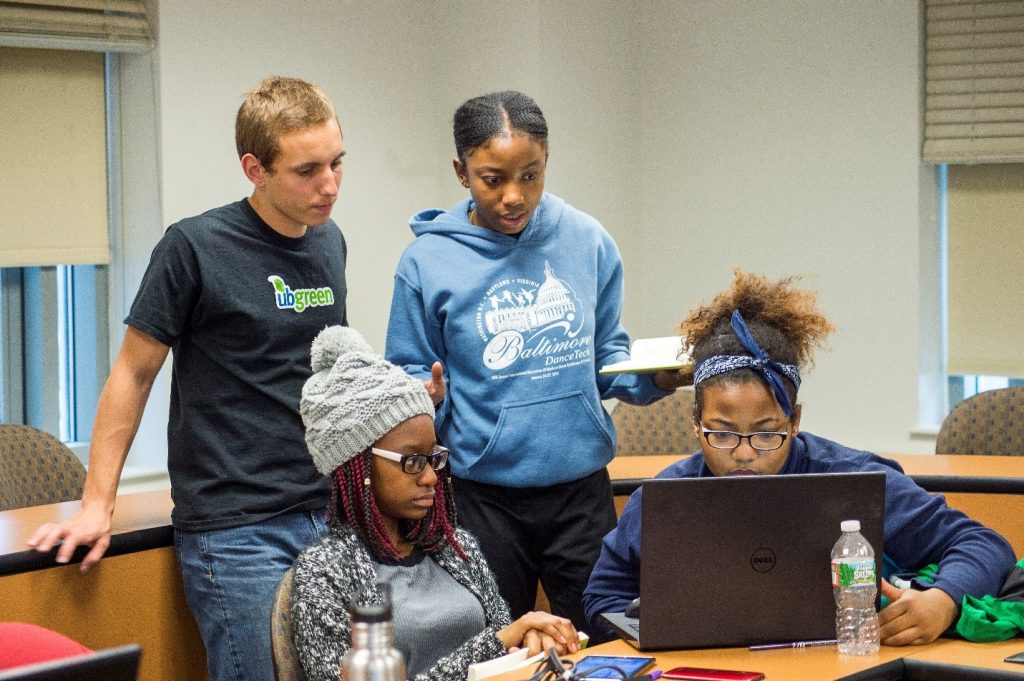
[{"xmin": 290, "ymin": 326, "xmax": 579, "ymax": 681}]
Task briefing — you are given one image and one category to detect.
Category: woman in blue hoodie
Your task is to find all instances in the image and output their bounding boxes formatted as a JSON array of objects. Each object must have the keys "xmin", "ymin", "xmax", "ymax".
[{"xmin": 385, "ymin": 90, "xmax": 687, "ymax": 632}]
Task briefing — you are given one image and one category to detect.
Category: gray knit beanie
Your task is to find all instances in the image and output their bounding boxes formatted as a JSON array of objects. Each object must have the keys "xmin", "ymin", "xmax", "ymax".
[{"xmin": 301, "ymin": 326, "xmax": 435, "ymax": 476}]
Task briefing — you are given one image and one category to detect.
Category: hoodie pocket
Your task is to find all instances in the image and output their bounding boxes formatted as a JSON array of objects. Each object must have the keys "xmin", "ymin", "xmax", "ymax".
[{"xmin": 468, "ymin": 390, "xmax": 613, "ymax": 482}]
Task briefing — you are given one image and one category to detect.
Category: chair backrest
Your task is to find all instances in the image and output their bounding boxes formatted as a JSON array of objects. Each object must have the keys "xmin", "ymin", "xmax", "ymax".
[
  {"xmin": 935, "ymin": 386, "xmax": 1024, "ymax": 455},
  {"xmin": 270, "ymin": 567, "xmax": 308, "ymax": 681},
  {"xmin": 610, "ymin": 388, "xmax": 700, "ymax": 456},
  {"xmin": 0, "ymin": 424, "xmax": 86, "ymax": 512}
]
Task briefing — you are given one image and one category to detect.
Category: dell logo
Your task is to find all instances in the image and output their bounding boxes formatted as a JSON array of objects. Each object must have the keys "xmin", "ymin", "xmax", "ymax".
[{"xmin": 751, "ymin": 547, "xmax": 776, "ymax": 573}]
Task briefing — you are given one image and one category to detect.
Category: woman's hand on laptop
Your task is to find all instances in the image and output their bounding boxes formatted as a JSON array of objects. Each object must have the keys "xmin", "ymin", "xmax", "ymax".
[{"xmin": 878, "ymin": 578, "xmax": 957, "ymax": 646}]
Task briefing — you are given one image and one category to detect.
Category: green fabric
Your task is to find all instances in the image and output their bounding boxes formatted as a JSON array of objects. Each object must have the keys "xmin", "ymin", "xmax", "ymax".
[
  {"xmin": 916, "ymin": 563, "xmax": 938, "ymax": 584},
  {"xmin": 955, "ymin": 558, "xmax": 1024, "ymax": 642},
  {"xmin": 957, "ymin": 594, "xmax": 1024, "ymax": 641}
]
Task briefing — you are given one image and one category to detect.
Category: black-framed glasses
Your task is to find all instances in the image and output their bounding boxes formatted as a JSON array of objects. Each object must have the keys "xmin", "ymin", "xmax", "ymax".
[
  {"xmin": 699, "ymin": 423, "xmax": 790, "ymax": 452},
  {"xmin": 370, "ymin": 445, "xmax": 449, "ymax": 474}
]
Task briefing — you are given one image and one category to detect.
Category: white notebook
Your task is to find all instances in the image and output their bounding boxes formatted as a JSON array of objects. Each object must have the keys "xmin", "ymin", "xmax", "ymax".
[
  {"xmin": 599, "ymin": 336, "xmax": 689, "ymax": 375},
  {"xmin": 466, "ymin": 632, "xmax": 590, "ymax": 681},
  {"xmin": 467, "ymin": 649, "xmax": 539, "ymax": 681}
]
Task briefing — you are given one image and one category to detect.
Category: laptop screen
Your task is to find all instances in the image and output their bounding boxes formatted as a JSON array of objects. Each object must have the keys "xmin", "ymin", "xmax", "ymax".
[{"xmin": 637, "ymin": 471, "xmax": 885, "ymax": 650}]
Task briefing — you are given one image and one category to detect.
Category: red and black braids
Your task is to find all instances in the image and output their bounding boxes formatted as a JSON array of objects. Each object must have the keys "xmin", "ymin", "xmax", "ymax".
[{"xmin": 328, "ymin": 450, "xmax": 467, "ymax": 562}]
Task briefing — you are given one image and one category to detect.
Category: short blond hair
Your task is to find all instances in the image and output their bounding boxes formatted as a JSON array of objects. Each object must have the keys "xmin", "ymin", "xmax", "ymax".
[{"xmin": 235, "ymin": 76, "xmax": 338, "ymax": 169}]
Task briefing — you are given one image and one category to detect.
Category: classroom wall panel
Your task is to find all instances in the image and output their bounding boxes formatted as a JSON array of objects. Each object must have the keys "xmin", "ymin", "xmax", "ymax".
[{"xmin": 124, "ymin": 0, "xmax": 938, "ymax": 470}]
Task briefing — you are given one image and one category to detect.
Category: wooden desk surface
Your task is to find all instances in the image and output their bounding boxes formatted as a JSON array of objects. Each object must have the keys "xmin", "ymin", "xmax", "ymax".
[
  {"xmin": 607, "ymin": 453, "xmax": 1024, "ymax": 492},
  {"xmin": 0, "ymin": 490, "xmax": 174, "ymax": 575},
  {"xmin": 497, "ymin": 637, "xmax": 1024, "ymax": 681},
  {"xmin": 2, "ymin": 455, "xmax": 1022, "ymax": 681},
  {"xmin": 575, "ymin": 638, "xmax": 918, "ymax": 680},
  {"xmin": 0, "ymin": 491, "xmax": 205, "ymax": 681},
  {"xmin": 908, "ymin": 637, "xmax": 1024, "ymax": 670}
]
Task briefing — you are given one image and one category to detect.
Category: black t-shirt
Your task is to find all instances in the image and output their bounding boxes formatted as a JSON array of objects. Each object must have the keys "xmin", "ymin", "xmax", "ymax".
[{"xmin": 127, "ymin": 199, "xmax": 347, "ymax": 530}]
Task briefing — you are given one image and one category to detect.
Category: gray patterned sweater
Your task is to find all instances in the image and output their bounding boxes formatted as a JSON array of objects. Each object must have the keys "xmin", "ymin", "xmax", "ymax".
[{"xmin": 291, "ymin": 525, "xmax": 511, "ymax": 681}]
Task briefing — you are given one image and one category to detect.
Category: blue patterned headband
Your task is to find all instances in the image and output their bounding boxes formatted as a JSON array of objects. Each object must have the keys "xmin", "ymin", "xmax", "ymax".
[{"xmin": 692, "ymin": 310, "xmax": 802, "ymax": 417}]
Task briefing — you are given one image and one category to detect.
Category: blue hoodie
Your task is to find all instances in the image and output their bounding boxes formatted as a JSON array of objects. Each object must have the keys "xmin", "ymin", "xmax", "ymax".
[{"xmin": 385, "ymin": 192, "xmax": 672, "ymax": 487}]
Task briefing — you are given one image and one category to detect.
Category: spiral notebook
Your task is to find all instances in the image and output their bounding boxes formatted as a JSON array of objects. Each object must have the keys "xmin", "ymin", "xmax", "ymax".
[{"xmin": 602, "ymin": 472, "xmax": 885, "ymax": 650}]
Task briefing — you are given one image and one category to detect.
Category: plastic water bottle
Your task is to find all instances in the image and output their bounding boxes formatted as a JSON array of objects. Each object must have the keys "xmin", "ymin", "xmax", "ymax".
[
  {"xmin": 831, "ymin": 519, "xmax": 880, "ymax": 655},
  {"xmin": 342, "ymin": 583, "xmax": 406, "ymax": 681}
]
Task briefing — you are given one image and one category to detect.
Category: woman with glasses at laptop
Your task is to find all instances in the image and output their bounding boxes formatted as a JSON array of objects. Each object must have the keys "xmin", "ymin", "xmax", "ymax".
[
  {"xmin": 290, "ymin": 326, "xmax": 579, "ymax": 681},
  {"xmin": 583, "ymin": 269, "xmax": 1015, "ymax": 647}
]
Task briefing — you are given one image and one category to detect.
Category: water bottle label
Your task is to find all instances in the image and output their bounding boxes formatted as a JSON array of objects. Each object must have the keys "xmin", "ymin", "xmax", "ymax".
[{"xmin": 831, "ymin": 559, "xmax": 875, "ymax": 588}]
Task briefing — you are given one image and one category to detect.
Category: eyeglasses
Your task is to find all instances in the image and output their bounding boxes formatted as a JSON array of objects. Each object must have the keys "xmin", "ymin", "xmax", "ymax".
[
  {"xmin": 699, "ymin": 423, "xmax": 790, "ymax": 452},
  {"xmin": 370, "ymin": 445, "xmax": 449, "ymax": 474}
]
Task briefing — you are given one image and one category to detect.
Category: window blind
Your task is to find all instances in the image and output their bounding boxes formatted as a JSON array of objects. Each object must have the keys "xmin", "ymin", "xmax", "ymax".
[
  {"xmin": 946, "ymin": 163, "xmax": 1024, "ymax": 376},
  {"xmin": 924, "ymin": 0, "xmax": 1024, "ymax": 163},
  {"xmin": 0, "ymin": 47, "xmax": 109, "ymax": 267},
  {"xmin": 0, "ymin": 0, "xmax": 151, "ymax": 53}
]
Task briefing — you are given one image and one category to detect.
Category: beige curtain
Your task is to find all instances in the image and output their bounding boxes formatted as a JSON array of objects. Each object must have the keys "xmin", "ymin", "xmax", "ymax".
[
  {"xmin": 924, "ymin": 0, "xmax": 1024, "ymax": 163},
  {"xmin": 946, "ymin": 163, "xmax": 1024, "ymax": 376},
  {"xmin": 0, "ymin": 47, "xmax": 109, "ymax": 267},
  {"xmin": 0, "ymin": 1, "xmax": 151, "ymax": 52}
]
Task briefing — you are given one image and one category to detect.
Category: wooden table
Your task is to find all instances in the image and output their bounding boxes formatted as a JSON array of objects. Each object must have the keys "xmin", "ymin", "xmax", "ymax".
[
  {"xmin": 2, "ymin": 453, "xmax": 1022, "ymax": 681},
  {"xmin": 0, "ymin": 491, "xmax": 206, "ymax": 681},
  {"xmin": 899, "ymin": 636, "xmax": 1024, "ymax": 672},
  {"xmin": 607, "ymin": 453, "xmax": 1024, "ymax": 493},
  {"xmin": 491, "ymin": 637, "xmax": 1024, "ymax": 681},
  {"xmin": 607, "ymin": 454, "xmax": 1024, "ymax": 555}
]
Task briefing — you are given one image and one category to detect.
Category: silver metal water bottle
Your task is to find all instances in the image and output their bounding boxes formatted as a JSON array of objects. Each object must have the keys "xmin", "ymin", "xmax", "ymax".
[{"xmin": 341, "ymin": 583, "xmax": 406, "ymax": 681}]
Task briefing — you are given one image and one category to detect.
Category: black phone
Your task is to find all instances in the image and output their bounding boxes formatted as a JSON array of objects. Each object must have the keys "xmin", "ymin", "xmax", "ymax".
[{"xmin": 1005, "ymin": 651, "xmax": 1024, "ymax": 664}]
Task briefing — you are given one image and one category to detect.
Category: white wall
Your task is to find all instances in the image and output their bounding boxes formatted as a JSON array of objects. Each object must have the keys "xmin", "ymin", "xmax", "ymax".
[
  {"xmin": 631, "ymin": 1, "xmax": 938, "ymax": 453},
  {"xmin": 120, "ymin": 0, "xmax": 937, "ymax": 472}
]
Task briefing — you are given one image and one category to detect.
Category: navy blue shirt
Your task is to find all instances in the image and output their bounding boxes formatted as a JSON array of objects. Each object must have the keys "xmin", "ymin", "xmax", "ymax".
[{"xmin": 583, "ymin": 431, "xmax": 1015, "ymax": 630}]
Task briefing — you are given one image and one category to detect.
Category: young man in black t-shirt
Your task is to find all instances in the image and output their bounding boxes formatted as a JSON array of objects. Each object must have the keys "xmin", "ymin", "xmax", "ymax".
[{"xmin": 29, "ymin": 76, "xmax": 350, "ymax": 681}]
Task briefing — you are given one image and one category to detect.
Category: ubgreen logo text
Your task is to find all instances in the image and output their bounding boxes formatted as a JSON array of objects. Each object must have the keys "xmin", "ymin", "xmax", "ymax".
[{"xmin": 267, "ymin": 275, "xmax": 335, "ymax": 313}]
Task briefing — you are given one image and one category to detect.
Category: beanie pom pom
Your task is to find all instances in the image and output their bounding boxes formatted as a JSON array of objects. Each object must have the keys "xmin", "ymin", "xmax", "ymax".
[{"xmin": 310, "ymin": 326, "xmax": 374, "ymax": 372}]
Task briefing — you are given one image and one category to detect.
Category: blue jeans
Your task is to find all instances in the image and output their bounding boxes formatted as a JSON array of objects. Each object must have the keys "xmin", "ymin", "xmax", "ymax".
[{"xmin": 174, "ymin": 509, "xmax": 328, "ymax": 681}]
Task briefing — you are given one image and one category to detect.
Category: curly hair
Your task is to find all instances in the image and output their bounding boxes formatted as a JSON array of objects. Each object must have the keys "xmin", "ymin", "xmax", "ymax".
[
  {"xmin": 327, "ymin": 451, "xmax": 467, "ymax": 562},
  {"xmin": 679, "ymin": 269, "xmax": 835, "ymax": 419}
]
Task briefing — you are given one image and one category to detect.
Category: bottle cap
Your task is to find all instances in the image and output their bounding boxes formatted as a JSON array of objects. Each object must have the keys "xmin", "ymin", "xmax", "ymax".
[
  {"xmin": 841, "ymin": 519, "xmax": 860, "ymax": 532},
  {"xmin": 351, "ymin": 600, "xmax": 392, "ymax": 623},
  {"xmin": 351, "ymin": 582, "xmax": 393, "ymax": 624}
]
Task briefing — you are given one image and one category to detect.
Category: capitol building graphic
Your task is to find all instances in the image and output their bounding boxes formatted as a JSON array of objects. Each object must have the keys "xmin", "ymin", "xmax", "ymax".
[{"xmin": 484, "ymin": 261, "xmax": 576, "ymax": 335}]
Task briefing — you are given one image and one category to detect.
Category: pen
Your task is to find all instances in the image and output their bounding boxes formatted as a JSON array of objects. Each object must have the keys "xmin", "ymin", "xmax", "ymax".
[
  {"xmin": 628, "ymin": 670, "xmax": 662, "ymax": 681},
  {"xmin": 749, "ymin": 639, "xmax": 837, "ymax": 651}
]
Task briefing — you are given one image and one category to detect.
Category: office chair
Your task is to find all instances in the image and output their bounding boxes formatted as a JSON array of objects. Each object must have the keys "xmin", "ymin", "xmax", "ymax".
[
  {"xmin": 0, "ymin": 424, "xmax": 87, "ymax": 512},
  {"xmin": 270, "ymin": 567, "xmax": 308, "ymax": 681},
  {"xmin": 610, "ymin": 388, "xmax": 701, "ymax": 456},
  {"xmin": 935, "ymin": 387, "xmax": 1024, "ymax": 455}
]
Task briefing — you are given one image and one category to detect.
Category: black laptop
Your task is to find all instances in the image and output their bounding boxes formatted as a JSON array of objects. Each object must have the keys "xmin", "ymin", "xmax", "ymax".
[
  {"xmin": 602, "ymin": 471, "xmax": 885, "ymax": 650},
  {"xmin": 0, "ymin": 645, "xmax": 140, "ymax": 681}
]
